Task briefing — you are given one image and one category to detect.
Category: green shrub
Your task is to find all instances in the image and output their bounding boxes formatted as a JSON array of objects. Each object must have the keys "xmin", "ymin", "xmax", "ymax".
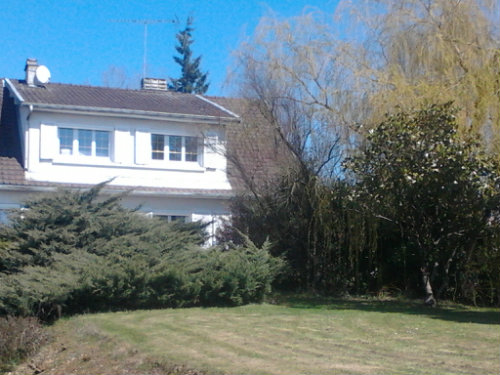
[
  {"xmin": 196, "ymin": 238, "xmax": 284, "ymax": 306},
  {"xmin": 68, "ymin": 238, "xmax": 283, "ymax": 312},
  {"xmin": 0, "ymin": 185, "xmax": 283, "ymax": 318},
  {"xmin": 0, "ymin": 316, "xmax": 49, "ymax": 373}
]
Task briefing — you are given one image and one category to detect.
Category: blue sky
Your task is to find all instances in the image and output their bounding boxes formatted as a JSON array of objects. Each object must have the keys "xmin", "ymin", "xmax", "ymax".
[{"xmin": 1, "ymin": 0, "xmax": 339, "ymax": 96}]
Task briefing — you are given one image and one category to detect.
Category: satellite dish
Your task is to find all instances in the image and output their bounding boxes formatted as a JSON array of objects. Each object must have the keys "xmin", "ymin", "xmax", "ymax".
[{"xmin": 34, "ymin": 65, "xmax": 51, "ymax": 85}]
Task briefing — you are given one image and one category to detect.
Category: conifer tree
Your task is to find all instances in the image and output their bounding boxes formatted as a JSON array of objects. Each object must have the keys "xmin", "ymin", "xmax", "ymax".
[{"xmin": 169, "ymin": 17, "xmax": 209, "ymax": 94}]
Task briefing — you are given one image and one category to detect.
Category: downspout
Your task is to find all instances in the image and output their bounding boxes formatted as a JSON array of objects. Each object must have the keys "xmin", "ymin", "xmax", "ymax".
[{"xmin": 24, "ymin": 104, "xmax": 34, "ymax": 170}]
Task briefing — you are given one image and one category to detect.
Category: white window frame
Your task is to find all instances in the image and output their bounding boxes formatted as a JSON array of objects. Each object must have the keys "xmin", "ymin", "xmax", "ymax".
[
  {"xmin": 150, "ymin": 134, "xmax": 200, "ymax": 164},
  {"xmin": 58, "ymin": 128, "xmax": 111, "ymax": 159}
]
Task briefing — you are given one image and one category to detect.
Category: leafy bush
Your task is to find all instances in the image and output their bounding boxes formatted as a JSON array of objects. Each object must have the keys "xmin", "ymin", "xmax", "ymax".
[{"xmin": 0, "ymin": 316, "xmax": 49, "ymax": 373}]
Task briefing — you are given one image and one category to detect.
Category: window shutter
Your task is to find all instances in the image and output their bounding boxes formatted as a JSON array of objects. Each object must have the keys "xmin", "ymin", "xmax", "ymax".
[
  {"xmin": 203, "ymin": 132, "xmax": 218, "ymax": 169},
  {"xmin": 114, "ymin": 129, "xmax": 131, "ymax": 164},
  {"xmin": 39, "ymin": 124, "xmax": 58, "ymax": 159},
  {"xmin": 135, "ymin": 130, "xmax": 151, "ymax": 165}
]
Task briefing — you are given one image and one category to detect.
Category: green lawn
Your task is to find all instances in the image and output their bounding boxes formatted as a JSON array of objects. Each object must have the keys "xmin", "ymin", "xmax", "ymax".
[{"xmin": 56, "ymin": 297, "xmax": 500, "ymax": 375}]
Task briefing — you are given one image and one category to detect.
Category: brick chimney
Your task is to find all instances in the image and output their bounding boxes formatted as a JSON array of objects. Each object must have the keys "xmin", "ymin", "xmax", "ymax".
[
  {"xmin": 141, "ymin": 77, "xmax": 167, "ymax": 91},
  {"xmin": 25, "ymin": 58, "xmax": 38, "ymax": 86}
]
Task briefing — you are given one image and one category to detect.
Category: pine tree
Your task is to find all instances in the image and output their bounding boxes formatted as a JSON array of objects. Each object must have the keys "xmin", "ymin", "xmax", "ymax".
[{"xmin": 169, "ymin": 17, "xmax": 209, "ymax": 94}]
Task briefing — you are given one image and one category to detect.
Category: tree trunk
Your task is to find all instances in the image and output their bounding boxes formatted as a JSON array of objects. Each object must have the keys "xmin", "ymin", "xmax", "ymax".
[{"xmin": 421, "ymin": 267, "xmax": 437, "ymax": 307}]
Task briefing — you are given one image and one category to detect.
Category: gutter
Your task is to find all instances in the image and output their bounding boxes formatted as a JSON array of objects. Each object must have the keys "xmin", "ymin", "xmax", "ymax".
[
  {"xmin": 26, "ymin": 102, "xmax": 241, "ymax": 124},
  {"xmin": 0, "ymin": 183, "xmax": 235, "ymax": 199}
]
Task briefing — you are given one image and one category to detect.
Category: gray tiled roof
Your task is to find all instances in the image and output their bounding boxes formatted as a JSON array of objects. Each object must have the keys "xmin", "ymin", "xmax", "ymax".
[
  {"xmin": 207, "ymin": 96, "xmax": 288, "ymax": 191},
  {"xmin": 9, "ymin": 79, "xmax": 237, "ymax": 119}
]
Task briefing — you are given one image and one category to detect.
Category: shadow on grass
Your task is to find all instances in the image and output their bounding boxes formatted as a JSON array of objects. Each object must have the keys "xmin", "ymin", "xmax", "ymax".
[{"xmin": 272, "ymin": 294, "xmax": 500, "ymax": 325}]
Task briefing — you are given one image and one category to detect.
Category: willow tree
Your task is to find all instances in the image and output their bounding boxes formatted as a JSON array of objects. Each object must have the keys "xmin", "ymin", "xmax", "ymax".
[
  {"xmin": 232, "ymin": 0, "xmax": 500, "ymax": 157},
  {"xmin": 232, "ymin": 11, "xmax": 359, "ymax": 174},
  {"xmin": 340, "ymin": 0, "xmax": 500, "ymax": 155}
]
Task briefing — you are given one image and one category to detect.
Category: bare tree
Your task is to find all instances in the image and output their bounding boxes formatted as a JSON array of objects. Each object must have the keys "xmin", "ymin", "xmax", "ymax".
[{"xmin": 101, "ymin": 65, "xmax": 141, "ymax": 89}]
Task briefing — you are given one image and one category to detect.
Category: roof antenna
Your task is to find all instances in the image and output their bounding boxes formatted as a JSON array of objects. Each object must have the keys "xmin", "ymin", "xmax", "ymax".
[{"xmin": 109, "ymin": 19, "xmax": 177, "ymax": 79}]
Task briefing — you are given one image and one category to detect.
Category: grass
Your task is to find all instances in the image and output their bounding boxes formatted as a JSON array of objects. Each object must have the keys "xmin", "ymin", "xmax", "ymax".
[{"xmin": 12, "ymin": 296, "xmax": 500, "ymax": 375}]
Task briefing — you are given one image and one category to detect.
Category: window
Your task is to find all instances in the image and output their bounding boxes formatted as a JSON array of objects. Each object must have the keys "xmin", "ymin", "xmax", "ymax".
[
  {"xmin": 59, "ymin": 128, "xmax": 73, "ymax": 155},
  {"xmin": 151, "ymin": 134, "xmax": 164, "ymax": 160},
  {"xmin": 185, "ymin": 137, "xmax": 198, "ymax": 162},
  {"xmin": 78, "ymin": 130, "xmax": 92, "ymax": 156},
  {"xmin": 95, "ymin": 131, "xmax": 109, "ymax": 157},
  {"xmin": 169, "ymin": 136, "xmax": 182, "ymax": 161},
  {"xmin": 155, "ymin": 214, "xmax": 188, "ymax": 223},
  {"xmin": 58, "ymin": 128, "xmax": 110, "ymax": 158},
  {"xmin": 151, "ymin": 134, "xmax": 198, "ymax": 163}
]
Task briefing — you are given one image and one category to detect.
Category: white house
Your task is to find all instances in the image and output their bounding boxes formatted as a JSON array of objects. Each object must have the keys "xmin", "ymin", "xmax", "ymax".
[{"xmin": 0, "ymin": 59, "xmax": 242, "ymax": 244}]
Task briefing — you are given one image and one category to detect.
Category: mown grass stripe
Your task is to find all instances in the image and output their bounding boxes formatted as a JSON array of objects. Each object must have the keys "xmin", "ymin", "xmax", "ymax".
[{"xmin": 75, "ymin": 300, "xmax": 499, "ymax": 375}]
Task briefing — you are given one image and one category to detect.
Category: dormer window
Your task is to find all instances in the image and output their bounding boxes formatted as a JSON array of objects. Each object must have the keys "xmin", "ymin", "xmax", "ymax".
[
  {"xmin": 151, "ymin": 134, "xmax": 198, "ymax": 163},
  {"xmin": 58, "ymin": 128, "xmax": 110, "ymax": 158}
]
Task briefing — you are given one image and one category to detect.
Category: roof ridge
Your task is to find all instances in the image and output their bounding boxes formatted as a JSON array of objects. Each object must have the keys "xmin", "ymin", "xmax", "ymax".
[{"xmin": 8, "ymin": 78, "xmax": 196, "ymax": 95}]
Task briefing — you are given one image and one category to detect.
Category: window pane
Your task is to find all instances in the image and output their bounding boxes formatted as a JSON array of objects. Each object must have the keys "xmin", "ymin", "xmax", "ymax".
[
  {"xmin": 151, "ymin": 134, "xmax": 164, "ymax": 160},
  {"xmin": 185, "ymin": 136, "xmax": 198, "ymax": 162},
  {"xmin": 59, "ymin": 128, "xmax": 73, "ymax": 155},
  {"xmin": 95, "ymin": 131, "xmax": 109, "ymax": 157},
  {"xmin": 78, "ymin": 130, "xmax": 92, "ymax": 156},
  {"xmin": 169, "ymin": 136, "xmax": 182, "ymax": 161},
  {"xmin": 170, "ymin": 215, "xmax": 187, "ymax": 223}
]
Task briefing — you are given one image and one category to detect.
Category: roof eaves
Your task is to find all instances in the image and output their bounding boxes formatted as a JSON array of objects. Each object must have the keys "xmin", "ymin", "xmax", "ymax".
[
  {"xmin": 124, "ymin": 188, "xmax": 234, "ymax": 199},
  {"xmin": 28, "ymin": 102, "xmax": 240, "ymax": 123},
  {"xmin": 196, "ymin": 95, "xmax": 241, "ymax": 119},
  {"xmin": 0, "ymin": 182, "xmax": 234, "ymax": 199}
]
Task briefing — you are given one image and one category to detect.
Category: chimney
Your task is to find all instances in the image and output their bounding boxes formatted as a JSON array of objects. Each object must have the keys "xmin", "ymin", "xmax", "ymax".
[
  {"xmin": 141, "ymin": 77, "xmax": 167, "ymax": 91},
  {"xmin": 25, "ymin": 58, "xmax": 38, "ymax": 86}
]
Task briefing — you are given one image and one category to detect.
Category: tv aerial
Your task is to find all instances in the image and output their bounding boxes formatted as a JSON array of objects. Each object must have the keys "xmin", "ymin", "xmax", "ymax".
[{"xmin": 110, "ymin": 18, "xmax": 177, "ymax": 79}]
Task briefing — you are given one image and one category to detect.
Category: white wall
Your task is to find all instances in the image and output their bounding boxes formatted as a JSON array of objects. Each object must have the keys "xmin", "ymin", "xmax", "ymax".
[
  {"xmin": 122, "ymin": 194, "xmax": 230, "ymax": 245},
  {"xmin": 22, "ymin": 111, "xmax": 231, "ymax": 191}
]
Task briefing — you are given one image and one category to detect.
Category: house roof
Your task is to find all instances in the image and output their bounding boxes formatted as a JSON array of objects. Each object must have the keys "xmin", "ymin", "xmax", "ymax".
[
  {"xmin": 7, "ymin": 79, "xmax": 237, "ymax": 119},
  {"xmin": 0, "ymin": 78, "xmax": 284, "ymax": 198},
  {"xmin": 207, "ymin": 96, "xmax": 290, "ymax": 191},
  {"xmin": 0, "ymin": 79, "xmax": 236, "ymax": 198}
]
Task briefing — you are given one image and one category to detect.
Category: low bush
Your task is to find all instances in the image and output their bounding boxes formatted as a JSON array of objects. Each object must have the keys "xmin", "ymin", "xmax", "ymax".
[
  {"xmin": 67, "ymin": 238, "xmax": 283, "ymax": 312},
  {"xmin": 0, "ymin": 316, "xmax": 49, "ymax": 373},
  {"xmin": 196, "ymin": 238, "xmax": 284, "ymax": 306}
]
